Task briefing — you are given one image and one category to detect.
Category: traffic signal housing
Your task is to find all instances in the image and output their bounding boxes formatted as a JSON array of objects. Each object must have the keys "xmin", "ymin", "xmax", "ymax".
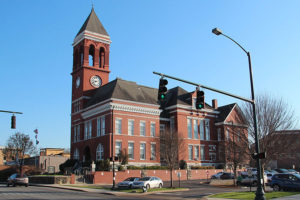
[
  {"xmin": 196, "ymin": 90, "xmax": 205, "ymax": 109},
  {"xmin": 251, "ymin": 152, "xmax": 266, "ymax": 160},
  {"xmin": 11, "ymin": 115, "xmax": 16, "ymax": 129},
  {"xmin": 158, "ymin": 78, "xmax": 168, "ymax": 101}
]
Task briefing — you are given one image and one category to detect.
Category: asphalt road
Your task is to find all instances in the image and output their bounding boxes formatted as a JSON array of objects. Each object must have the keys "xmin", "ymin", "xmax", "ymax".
[{"xmin": 0, "ymin": 181, "xmax": 273, "ymax": 200}]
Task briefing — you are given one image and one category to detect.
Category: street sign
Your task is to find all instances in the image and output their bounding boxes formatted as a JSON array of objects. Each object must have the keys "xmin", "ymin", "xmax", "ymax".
[{"xmin": 177, "ymin": 172, "xmax": 181, "ymax": 178}]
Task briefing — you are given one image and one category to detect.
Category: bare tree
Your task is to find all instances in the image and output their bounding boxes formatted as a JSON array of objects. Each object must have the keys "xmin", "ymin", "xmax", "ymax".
[
  {"xmin": 160, "ymin": 129, "xmax": 185, "ymax": 188},
  {"xmin": 223, "ymin": 122, "xmax": 250, "ymax": 181},
  {"xmin": 243, "ymin": 93, "xmax": 298, "ymax": 170},
  {"xmin": 5, "ymin": 132, "xmax": 36, "ymax": 175}
]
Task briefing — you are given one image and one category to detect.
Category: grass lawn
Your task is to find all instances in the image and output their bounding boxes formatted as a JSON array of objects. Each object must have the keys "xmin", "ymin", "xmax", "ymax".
[
  {"xmin": 209, "ymin": 191, "xmax": 300, "ymax": 200},
  {"xmin": 116, "ymin": 187, "xmax": 187, "ymax": 193}
]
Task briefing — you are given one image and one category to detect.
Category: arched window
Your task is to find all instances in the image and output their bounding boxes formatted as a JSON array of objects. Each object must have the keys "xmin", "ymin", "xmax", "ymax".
[
  {"xmin": 89, "ymin": 45, "xmax": 95, "ymax": 66},
  {"xmin": 99, "ymin": 47, "xmax": 105, "ymax": 68},
  {"xmin": 79, "ymin": 46, "xmax": 84, "ymax": 66},
  {"xmin": 74, "ymin": 148, "xmax": 79, "ymax": 160},
  {"xmin": 96, "ymin": 144, "xmax": 104, "ymax": 161}
]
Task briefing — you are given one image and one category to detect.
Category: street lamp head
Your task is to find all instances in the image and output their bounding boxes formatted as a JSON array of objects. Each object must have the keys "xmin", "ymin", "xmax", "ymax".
[{"xmin": 212, "ymin": 28, "xmax": 222, "ymax": 35}]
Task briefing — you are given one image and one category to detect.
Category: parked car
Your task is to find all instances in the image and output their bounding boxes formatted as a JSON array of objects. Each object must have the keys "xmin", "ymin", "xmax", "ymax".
[
  {"xmin": 237, "ymin": 174, "xmax": 268, "ymax": 186},
  {"xmin": 274, "ymin": 168, "xmax": 290, "ymax": 173},
  {"xmin": 7, "ymin": 173, "xmax": 29, "ymax": 187},
  {"xmin": 246, "ymin": 168, "xmax": 258, "ymax": 175},
  {"xmin": 132, "ymin": 176, "xmax": 163, "ymax": 189},
  {"xmin": 270, "ymin": 173, "xmax": 300, "ymax": 191},
  {"xmin": 288, "ymin": 169, "xmax": 299, "ymax": 174},
  {"xmin": 211, "ymin": 172, "xmax": 224, "ymax": 179},
  {"xmin": 117, "ymin": 177, "xmax": 140, "ymax": 188},
  {"xmin": 220, "ymin": 172, "xmax": 234, "ymax": 179}
]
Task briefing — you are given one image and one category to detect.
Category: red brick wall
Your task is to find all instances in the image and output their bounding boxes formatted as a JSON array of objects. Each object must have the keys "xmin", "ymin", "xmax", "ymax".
[{"xmin": 92, "ymin": 169, "xmax": 223, "ymax": 184}]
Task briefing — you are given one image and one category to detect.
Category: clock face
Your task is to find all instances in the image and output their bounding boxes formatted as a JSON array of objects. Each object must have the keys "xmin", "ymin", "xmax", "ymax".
[
  {"xmin": 76, "ymin": 77, "xmax": 80, "ymax": 88},
  {"xmin": 90, "ymin": 75, "xmax": 102, "ymax": 88}
]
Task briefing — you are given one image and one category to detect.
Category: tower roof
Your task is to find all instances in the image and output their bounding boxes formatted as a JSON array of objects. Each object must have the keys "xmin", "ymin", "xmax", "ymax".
[{"xmin": 76, "ymin": 8, "xmax": 109, "ymax": 37}]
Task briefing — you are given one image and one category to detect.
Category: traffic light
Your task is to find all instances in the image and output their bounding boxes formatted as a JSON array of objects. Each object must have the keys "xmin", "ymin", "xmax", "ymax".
[
  {"xmin": 158, "ymin": 78, "xmax": 168, "ymax": 101},
  {"xmin": 11, "ymin": 115, "xmax": 16, "ymax": 129},
  {"xmin": 196, "ymin": 90, "xmax": 205, "ymax": 109},
  {"xmin": 251, "ymin": 152, "xmax": 266, "ymax": 159}
]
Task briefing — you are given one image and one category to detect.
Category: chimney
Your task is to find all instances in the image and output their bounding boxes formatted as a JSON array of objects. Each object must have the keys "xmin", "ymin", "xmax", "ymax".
[{"xmin": 212, "ymin": 99, "xmax": 218, "ymax": 109}]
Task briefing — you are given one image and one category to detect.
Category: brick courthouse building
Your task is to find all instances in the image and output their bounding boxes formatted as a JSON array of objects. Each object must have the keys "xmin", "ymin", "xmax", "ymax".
[{"xmin": 70, "ymin": 8, "xmax": 248, "ymax": 168}]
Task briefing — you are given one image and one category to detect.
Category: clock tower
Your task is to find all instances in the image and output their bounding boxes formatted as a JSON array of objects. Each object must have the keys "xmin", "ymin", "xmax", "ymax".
[{"xmin": 71, "ymin": 8, "xmax": 111, "ymax": 109}]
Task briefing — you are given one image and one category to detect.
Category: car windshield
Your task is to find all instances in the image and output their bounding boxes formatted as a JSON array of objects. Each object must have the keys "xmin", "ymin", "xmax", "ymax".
[
  {"xmin": 139, "ymin": 177, "xmax": 151, "ymax": 181},
  {"xmin": 9, "ymin": 174, "xmax": 17, "ymax": 179}
]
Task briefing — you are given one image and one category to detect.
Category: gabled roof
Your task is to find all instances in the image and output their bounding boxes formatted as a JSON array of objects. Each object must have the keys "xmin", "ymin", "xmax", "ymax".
[
  {"xmin": 85, "ymin": 78, "xmax": 159, "ymax": 108},
  {"xmin": 215, "ymin": 103, "xmax": 236, "ymax": 123},
  {"xmin": 76, "ymin": 8, "xmax": 109, "ymax": 37}
]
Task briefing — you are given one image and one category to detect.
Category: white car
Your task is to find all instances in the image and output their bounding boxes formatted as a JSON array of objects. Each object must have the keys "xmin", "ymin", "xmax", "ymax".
[
  {"xmin": 132, "ymin": 176, "xmax": 163, "ymax": 189},
  {"xmin": 117, "ymin": 177, "xmax": 140, "ymax": 188}
]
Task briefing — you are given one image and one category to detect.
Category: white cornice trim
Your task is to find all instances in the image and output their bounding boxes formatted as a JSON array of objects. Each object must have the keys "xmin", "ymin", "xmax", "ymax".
[
  {"xmin": 111, "ymin": 98, "xmax": 160, "ymax": 108},
  {"xmin": 81, "ymin": 102, "xmax": 161, "ymax": 119},
  {"xmin": 214, "ymin": 121, "xmax": 248, "ymax": 128},
  {"xmin": 166, "ymin": 104, "xmax": 219, "ymax": 114},
  {"xmin": 73, "ymin": 30, "xmax": 112, "ymax": 46},
  {"xmin": 170, "ymin": 109, "xmax": 217, "ymax": 118}
]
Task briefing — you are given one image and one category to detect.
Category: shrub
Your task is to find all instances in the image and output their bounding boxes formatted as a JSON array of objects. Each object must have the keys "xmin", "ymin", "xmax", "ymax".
[
  {"xmin": 190, "ymin": 166, "xmax": 215, "ymax": 170},
  {"xmin": 179, "ymin": 160, "xmax": 187, "ymax": 169},
  {"xmin": 59, "ymin": 159, "xmax": 78, "ymax": 173},
  {"xmin": 95, "ymin": 159, "xmax": 111, "ymax": 171},
  {"xmin": 119, "ymin": 150, "xmax": 129, "ymax": 165},
  {"xmin": 118, "ymin": 165, "xmax": 125, "ymax": 171}
]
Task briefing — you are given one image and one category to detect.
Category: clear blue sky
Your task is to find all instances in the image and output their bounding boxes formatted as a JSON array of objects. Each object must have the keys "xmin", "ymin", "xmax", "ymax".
[{"xmin": 1, "ymin": 0, "xmax": 299, "ymax": 149}]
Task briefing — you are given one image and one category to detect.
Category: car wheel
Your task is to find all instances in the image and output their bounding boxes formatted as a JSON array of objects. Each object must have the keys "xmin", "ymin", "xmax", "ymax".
[
  {"xmin": 146, "ymin": 184, "xmax": 150, "ymax": 190},
  {"xmin": 159, "ymin": 183, "xmax": 162, "ymax": 188},
  {"xmin": 13, "ymin": 183, "xmax": 16, "ymax": 187},
  {"xmin": 273, "ymin": 184, "xmax": 281, "ymax": 192},
  {"xmin": 25, "ymin": 184, "xmax": 29, "ymax": 187},
  {"xmin": 7, "ymin": 183, "xmax": 9, "ymax": 187},
  {"xmin": 236, "ymin": 181, "xmax": 241, "ymax": 186}
]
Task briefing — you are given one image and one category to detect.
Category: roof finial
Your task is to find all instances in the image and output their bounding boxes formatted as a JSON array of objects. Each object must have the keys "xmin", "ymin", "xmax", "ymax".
[{"xmin": 91, "ymin": 0, "xmax": 94, "ymax": 10}]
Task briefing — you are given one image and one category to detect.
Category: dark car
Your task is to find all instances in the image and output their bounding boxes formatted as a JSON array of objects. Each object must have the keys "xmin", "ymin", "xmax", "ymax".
[
  {"xmin": 7, "ymin": 173, "xmax": 29, "ymax": 187},
  {"xmin": 220, "ymin": 172, "xmax": 234, "ymax": 179},
  {"xmin": 270, "ymin": 173, "xmax": 300, "ymax": 191}
]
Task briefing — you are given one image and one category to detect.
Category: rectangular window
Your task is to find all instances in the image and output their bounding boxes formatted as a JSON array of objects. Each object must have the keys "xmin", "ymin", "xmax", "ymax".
[
  {"xmin": 140, "ymin": 143, "xmax": 146, "ymax": 160},
  {"xmin": 89, "ymin": 121, "xmax": 92, "ymax": 139},
  {"xmin": 150, "ymin": 122, "xmax": 156, "ymax": 137},
  {"xmin": 205, "ymin": 119, "xmax": 210, "ymax": 140},
  {"xmin": 200, "ymin": 145, "xmax": 205, "ymax": 160},
  {"xmin": 170, "ymin": 118, "xmax": 175, "ymax": 134},
  {"xmin": 188, "ymin": 145, "xmax": 193, "ymax": 160},
  {"xmin": 97, "ymin": 117, "xmax": 101, "ymax": 137},
  {"xmin": 128, "ymin": 142, "xmax": 134, "ymax": 160},
  {"xmin": 217, "ymin": 128, "xmax": 221, "ymax": 141},
  {"xmin": 187, "ymin": 119, "xmax": 192, "ymax": 139},
  {"xmin": 77, "ymin": 125, "xmax": 80, "ymax": 141},
  {"xmin": 115, "ymin": 141, "xmax": 122, "ymax": 156},
  {"xmin": 115, "ymin": 118, "xmax": 122, "ymax": 135},
  {"xmin": 193, "ymin": 119, "xmax": 199, "ymax": 139},
  {"xmin": 101, "ymin": 116, "xmax": 105, "ymax": 135},
  {"xmin": 128, "ymin": 120, "xmax": 134, "ymax": 136},
  {"xmin": 209, "ymin": 145, "xmax": 216, "ymax": 151},
  {"xmin": 140, "ymin": 121, "xmax": 146, "ymax": 136},
  {"xmin": 199, "ymin": 120, "xmax": 204, "ymax": 140},
  {"xmin": 160, "ymin": 124, "xmax": 165, "ymax": 135},
  {"xmin": 194, "ymin": 146, "xmax": 199, "ymax": 160},
  {"xmin": 74, "ymin": 126, "xmax": 77, "ymax": 143},
  {"xmin": 226, "ymin": 129, "xmax": 230, "ymax": 140},
  {"xmin": 84, "ymin": 121, "xmax": 88, "ymax": 140},
  {"xmin": 209, "ymin": 153, "xmax": 216, "ymax": 161},
  {"xmin": 150, "ymin": 143, "xmax": 156, "ymax": 160}
]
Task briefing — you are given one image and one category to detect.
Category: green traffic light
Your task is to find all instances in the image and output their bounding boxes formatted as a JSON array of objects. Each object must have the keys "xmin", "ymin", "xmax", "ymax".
[{"xmin": 161, "ymin": 94, "xmax": 165, "ymax": 99}]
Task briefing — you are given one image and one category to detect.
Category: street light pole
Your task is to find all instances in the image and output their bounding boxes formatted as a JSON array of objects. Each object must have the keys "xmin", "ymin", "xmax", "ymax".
[{"xmin": 212, "ymin": 28, "xmax": 266, "ymax": 200}]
